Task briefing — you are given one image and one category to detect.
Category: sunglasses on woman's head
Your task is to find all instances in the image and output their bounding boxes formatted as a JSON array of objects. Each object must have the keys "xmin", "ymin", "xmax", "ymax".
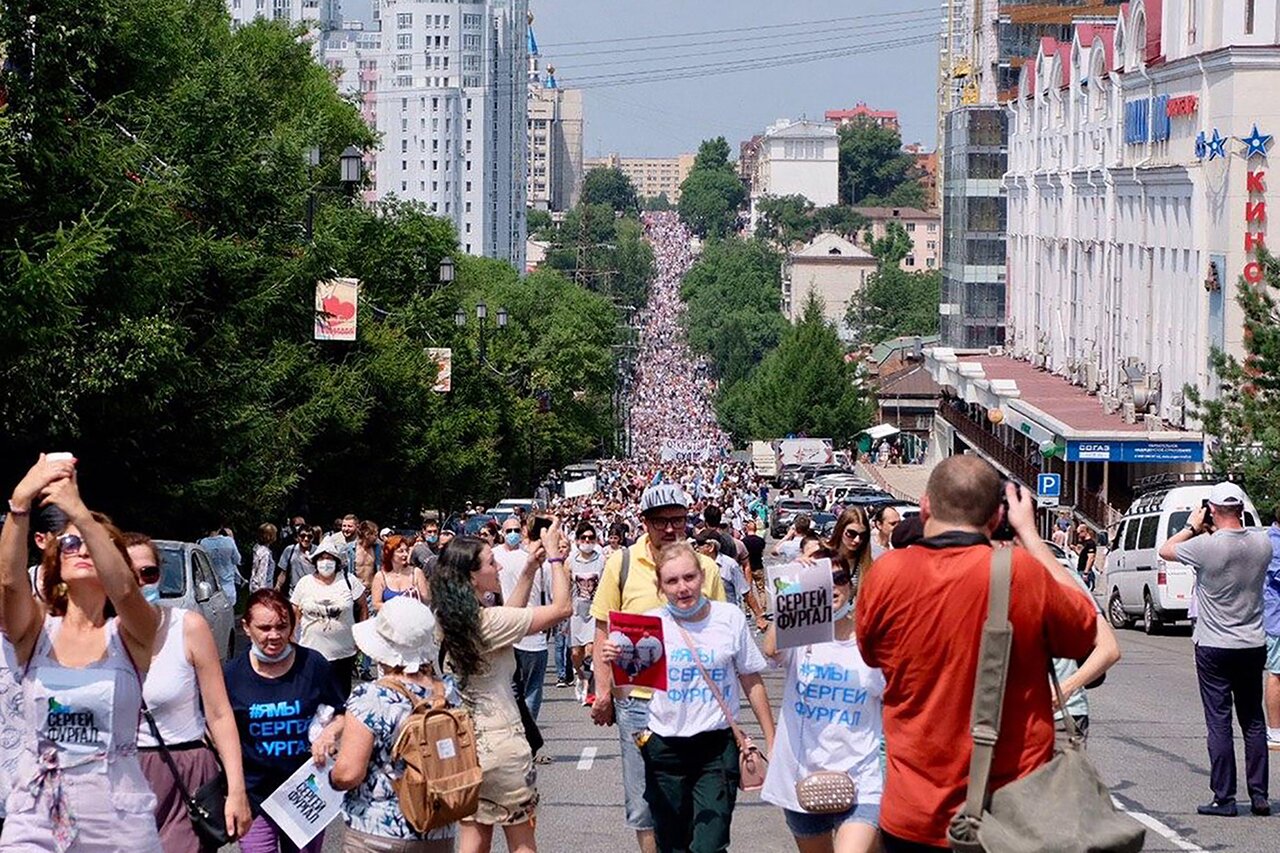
[{"xmin": 832, "ymin": 569, "xmax": 853, "ymax": 587}]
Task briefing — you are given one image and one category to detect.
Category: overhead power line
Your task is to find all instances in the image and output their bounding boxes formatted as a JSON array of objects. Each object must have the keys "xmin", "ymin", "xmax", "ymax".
[
  {"xmin": 539, "ymin": 5, "xmax": 938, "ymax": 49},
  {"xmin": 558, "ymin": 19, "xmax": 939, "ymax": 72}
]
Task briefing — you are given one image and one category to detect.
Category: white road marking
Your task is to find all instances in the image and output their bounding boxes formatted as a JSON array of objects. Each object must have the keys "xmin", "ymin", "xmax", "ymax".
[
  {"xmin": 1111, "ymin": 797, "xmax": 1205, "ymax": 852},
  {"xmin": 577, "ymin": 746, "xmax": 598, "ymax": 771}
]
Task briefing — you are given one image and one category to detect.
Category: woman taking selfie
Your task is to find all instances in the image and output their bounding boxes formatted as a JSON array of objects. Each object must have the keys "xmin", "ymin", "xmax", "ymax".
[
  {"xmin": 761, "ymin": 547, "xmax": 885, "ymax": 853},
  {"xmin": 826, "ymin": 508, "xmax": 874, "ymax": 595},
  {"xmin": 430, "ymin": 524, "xmax": 572, "ymax": 853},
  {"xmin": 127, "ymin": 533, "xmax": 252, "ymax": 850},
  {"xmin": 0, "ymin": 455, "xmax": 162, "ymax": 851},
  {"xmin": 600, "ymin": 541, "xmax": 775, "ymax": 853}
]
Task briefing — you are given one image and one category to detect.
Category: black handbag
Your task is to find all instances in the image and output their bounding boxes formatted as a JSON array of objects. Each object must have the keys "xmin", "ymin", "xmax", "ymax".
[{"xmin": 141, "ymin": 703, "xmax": 232, "ymax": 848}]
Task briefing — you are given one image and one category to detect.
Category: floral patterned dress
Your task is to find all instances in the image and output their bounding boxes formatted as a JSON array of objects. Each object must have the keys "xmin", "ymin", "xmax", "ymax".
[{"xmin": 341, "ymin": 679, "xmax": 459, "ymax": 842}]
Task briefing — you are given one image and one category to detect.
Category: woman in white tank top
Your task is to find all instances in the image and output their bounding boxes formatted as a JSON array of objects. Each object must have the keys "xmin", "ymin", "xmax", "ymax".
[{"xmin": 127, "ymin": 536, "xmax": 252, "ymax": 852}]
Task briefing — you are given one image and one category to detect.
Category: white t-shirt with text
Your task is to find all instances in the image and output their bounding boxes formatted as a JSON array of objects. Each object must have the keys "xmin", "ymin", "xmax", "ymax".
[
  {"xmin": 761, "ymin": 637, "xmax": 885, "ymax": 811},
  {"xmin": 646, "ymin": 601, "xmax": 767, "ymax": 738}
]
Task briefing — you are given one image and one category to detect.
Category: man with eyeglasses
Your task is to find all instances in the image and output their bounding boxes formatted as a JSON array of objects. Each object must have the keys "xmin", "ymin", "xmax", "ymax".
[
  {"xmin": 496, "ymin": 516, "xmax": 555, "ymax": 725},
  {"xmin": 589, "ymin": 483, "xmax": 726, "ymax": 853},
  {"xmin": 274, "ymin": 527, "xmax": 315, "ymax": 597}
]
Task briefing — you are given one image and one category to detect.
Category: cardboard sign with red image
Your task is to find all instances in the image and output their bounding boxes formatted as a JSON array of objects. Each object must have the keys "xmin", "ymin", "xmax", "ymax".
[{"xmin": 608, "ymin": 611, "xmax": 667, "ymax": 691}]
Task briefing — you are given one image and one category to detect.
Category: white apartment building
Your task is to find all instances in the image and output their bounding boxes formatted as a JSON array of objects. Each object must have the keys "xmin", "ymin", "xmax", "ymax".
[
  {"xmin": 1007, "ymin": 0, "xmax": 1280, "ymax": 432},
  {"xmin": 748, "ymin": 119, "xmax": 839, "ymax": 229},
  {"xmin": 226, "ymin": 0, "xmax": 340, "ymax": 30},
  {"xmin": 372, "ymin": 0, "xmax": 528, "ymax": 267},
  {"xmin": 781, "ymin": 233, "xmax": 877, "ymax": 341}
]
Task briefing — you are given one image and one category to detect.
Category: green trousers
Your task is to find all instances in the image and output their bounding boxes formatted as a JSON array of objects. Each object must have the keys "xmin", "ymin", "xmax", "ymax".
[{"xmin": 642, "ymin": 728, "xmax": 740, "ymax": 853}]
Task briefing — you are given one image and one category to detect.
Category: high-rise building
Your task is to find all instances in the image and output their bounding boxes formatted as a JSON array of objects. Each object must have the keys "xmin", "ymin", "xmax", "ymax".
[
  {"xmin": 226, "ymin": 0, "xmax": 341, "ymax": 31},
  {"xmin": 370, "ymin": 0, "xmax": 528, "ymax": 267},
  {"xmin": 935, "ymin": 1, "xmax": 1124, "ymax": 347},
  {"xmin": 526, "ymin": 20, "xmax": 583, "ymax": 212}
]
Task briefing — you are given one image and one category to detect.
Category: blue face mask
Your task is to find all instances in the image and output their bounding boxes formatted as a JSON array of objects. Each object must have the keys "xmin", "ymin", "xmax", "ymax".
[
  {"xmin": 250, "ymin": 642, "xmax": 294, "ymax": 664},
  {"xmin": 505, "ymin": 532, "xmax": 522, "ymax": 548},
  {"xmin": 833, "ymin": 600, "xmax": 853, "ymax": 622},
  {"xmin": 141, "ymin": 583, "xmax": 160, "ymax": 604},
  {"xmin": 666, "ymin": 594, "xmax": 707, "ymax": 620},
  {"xmin": 425, "ymin": 534, "xmax": 439, "ymax": 544}
]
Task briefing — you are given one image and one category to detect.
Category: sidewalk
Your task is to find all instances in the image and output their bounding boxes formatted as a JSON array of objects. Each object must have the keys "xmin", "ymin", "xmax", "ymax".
[{"xmin": 857, "ymin": 461, "xmax": 933, "ymax": 503}]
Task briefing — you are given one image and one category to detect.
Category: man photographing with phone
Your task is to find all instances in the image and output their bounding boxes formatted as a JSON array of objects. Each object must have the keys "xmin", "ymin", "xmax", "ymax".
[
  {"xmin": 855, "ymin": 455, "xmax": 1097, "ymax": 851},
  {"xmin": 1159, "ymin": 481, "xmax": 1272, "ymax": 817}
]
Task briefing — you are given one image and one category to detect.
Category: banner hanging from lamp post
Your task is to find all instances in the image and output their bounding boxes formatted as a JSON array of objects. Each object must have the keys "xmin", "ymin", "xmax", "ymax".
[
  {"xmin": 314, "ymin": 277, "xmax": 359, "ymax": 341},
  {"xmin": 426, "ymin": 347, "xmax": 453, "ymax": 392}
]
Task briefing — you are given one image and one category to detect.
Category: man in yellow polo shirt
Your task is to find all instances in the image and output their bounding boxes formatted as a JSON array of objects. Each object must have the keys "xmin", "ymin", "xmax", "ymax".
[{"xmin": 590, "ymin": 482, "xmax": 725, "ymax": 853}]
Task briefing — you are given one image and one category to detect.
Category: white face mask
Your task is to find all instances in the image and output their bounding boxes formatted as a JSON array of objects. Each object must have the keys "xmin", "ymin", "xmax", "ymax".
[
  {"xmin": 316, "ymin": 558, "xmax": 337, "ymax": 578},
  {"xmin": 579, "ymin": 543, "xmax": 596, "ymax": 556}
]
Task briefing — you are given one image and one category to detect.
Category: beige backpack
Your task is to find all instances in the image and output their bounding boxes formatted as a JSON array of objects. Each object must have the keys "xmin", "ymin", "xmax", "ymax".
[{"xmin": 379, "ymin": 678, "xmax": 483, "ymax": 832}]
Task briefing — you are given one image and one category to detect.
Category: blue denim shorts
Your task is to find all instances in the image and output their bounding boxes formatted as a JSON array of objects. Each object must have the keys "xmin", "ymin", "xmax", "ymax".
[
  {"xmin": 1267, "ymin": 634, "xmax": 1280, "ymax": 675},
  {"xmin": 784, "ymin": 801, "xmax": 881, "ymax": 838}
]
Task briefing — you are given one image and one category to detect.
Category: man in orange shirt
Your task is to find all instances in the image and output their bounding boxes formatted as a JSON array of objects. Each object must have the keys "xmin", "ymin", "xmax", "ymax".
[{"xmin": 856, "ymin": 455, "xmax": 1097, "ymax": 851}]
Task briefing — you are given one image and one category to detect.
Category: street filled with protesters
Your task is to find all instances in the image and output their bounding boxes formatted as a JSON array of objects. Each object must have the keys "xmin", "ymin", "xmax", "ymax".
[{"xmin": 0, "ymin": 212, "xmax": 1277, "ymax": 853}]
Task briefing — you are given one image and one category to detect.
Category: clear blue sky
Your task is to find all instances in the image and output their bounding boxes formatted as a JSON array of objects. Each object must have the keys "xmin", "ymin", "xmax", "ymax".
[
  {"xmin": 533, "ymin": 0, "xmax": 940, "ymax": 157},
  {"xmin": 341, "ymin": 1, "xmax": 941, "ymax": 157}
]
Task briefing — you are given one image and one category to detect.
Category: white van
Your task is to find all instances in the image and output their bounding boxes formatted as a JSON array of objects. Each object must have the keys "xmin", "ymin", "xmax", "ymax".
[{"xmin": 1102, "ymin": 479, "xmax": 1261, "ymax": 634}]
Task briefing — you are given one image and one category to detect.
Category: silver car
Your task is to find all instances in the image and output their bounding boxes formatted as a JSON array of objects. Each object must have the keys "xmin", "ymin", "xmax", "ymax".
[{"xmin": 153, "ymin": 540, "xmax": 236, "ymax": 659}]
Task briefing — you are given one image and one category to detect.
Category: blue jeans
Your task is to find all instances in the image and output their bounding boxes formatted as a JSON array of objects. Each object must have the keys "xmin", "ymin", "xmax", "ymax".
[
  {"xmin": 554, "ymin": 627, "xmax": 571, "ymax": 681},
  {"xmin": 615, "ymin": 696, "xmax": 654, "ymax": 831},
  {"xmin": 514, "ymin": 648, "xmax": 549, "ymax": 721},
  {"xmin": 785, "ymin": 802, "xmax": 880, "ymax": 838}
]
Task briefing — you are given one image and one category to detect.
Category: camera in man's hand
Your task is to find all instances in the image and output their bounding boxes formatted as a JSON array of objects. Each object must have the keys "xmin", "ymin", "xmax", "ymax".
[{"xmin": 991, "ymin": 480, "xmax": 1022, "ymax": 542}]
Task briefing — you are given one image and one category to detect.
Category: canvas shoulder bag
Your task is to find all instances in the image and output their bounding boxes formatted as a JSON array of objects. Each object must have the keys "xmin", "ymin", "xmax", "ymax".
[
  {"xmin": 671, "ymin": 618, "xmax": 768, "ymax": 792},
  {"xmin": 946, "ymin": 549, "xmax": 1145, "ymax": 853}
]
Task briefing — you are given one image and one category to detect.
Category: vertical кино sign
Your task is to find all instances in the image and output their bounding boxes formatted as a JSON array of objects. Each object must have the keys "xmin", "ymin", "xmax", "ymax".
[{"xmin": 314, "ymin": 277, "xmax": 359, "ymax": 341}]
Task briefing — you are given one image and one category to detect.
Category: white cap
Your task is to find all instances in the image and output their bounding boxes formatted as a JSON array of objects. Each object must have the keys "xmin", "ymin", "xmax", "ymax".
[
  {"xmin": 639, "ymin": 483, "xmax": 690, "ymax": 515},
  {"xmin": 1208, "ymin": 481, "xmax": 1246, "ymax": 507},
  {"xmin": 352, "ymin": 596, "xmax": 439, "ymax": 674},
  {"xmin": 379, "ymin": 527, "xmax": 392, "ymax": 538}
]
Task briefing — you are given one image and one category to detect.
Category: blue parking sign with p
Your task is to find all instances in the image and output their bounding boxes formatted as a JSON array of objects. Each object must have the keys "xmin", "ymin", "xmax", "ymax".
[{"xmin": 1037, "ymin": 473, "xmax": 1061, "ymax": 497}]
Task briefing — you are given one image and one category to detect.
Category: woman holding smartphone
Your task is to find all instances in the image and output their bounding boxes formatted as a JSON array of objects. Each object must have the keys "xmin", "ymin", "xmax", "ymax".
[{"xmin": 0, "ymin": 455, "xmax": 162, "ymax": 852}]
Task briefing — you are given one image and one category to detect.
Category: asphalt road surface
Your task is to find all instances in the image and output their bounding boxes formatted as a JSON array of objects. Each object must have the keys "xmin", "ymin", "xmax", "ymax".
[{"xmin": 239, "ymin": 556, "xmax": 1279, "ymax": 853}]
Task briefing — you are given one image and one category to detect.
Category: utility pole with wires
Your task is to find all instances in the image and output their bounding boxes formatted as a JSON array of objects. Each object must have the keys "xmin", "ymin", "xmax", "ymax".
[{"xmin": 571, "ymin": 203, "xmax": 619, "ymax": 295}]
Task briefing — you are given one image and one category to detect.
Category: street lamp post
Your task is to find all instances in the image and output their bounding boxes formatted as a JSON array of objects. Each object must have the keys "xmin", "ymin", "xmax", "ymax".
[
  {"xmin": 454, "ymin": 300, "xmax": 508, "ymax": 364},
  {"xmin": 304, "ymin": 145, "xmax": 365, "ymax": 241}
]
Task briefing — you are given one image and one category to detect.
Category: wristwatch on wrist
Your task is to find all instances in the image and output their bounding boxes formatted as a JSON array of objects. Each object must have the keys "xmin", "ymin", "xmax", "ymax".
[{"xmin": 1184, "ymin": 524, "xmax": 1197, "ymax": 533}]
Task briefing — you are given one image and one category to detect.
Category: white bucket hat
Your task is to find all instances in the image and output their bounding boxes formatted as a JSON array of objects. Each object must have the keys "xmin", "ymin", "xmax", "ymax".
[{"xmin": 352, "ymin": 596, "xmax": 439, "ymax": 674}]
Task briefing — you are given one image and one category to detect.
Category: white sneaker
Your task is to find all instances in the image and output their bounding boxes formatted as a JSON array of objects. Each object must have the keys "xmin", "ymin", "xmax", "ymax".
[
  {"xmin": 574, "ymin": 676, "xmax": 586, "ymax": 704},
  {"xmin": 1268, "ymin": 734, "xmax": 1280, "ymax": 752}
]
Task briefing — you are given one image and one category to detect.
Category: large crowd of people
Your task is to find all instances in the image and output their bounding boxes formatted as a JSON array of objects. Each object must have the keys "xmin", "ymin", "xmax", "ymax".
[{"xmin": 3, "ymin": 206, "xmax": 1274, "ymax": 853}]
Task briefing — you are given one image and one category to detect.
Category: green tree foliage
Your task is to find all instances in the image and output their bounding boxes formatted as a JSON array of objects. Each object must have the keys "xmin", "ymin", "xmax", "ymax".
[
  {"xmin": 838, "ymin": 117, "xmax": 923, "ymax": 206},
  {"xmin": 542, "ymin": 203, "xmax": 654, "ymax": 309},
  {"xmin": 679, "ymin": 238, "xmax": 786, "ymax": 389},
  {"xmin": 580, "ymin": 166, "xmax": 639, "ymax": 214},
  {"xmin": 754, "ymin": 195, "xmax": 868, "ymax": 246},
  {"xmin": 0, "ymin": 0, "xmax": 618, "ymax": 532},
  {"xmin": 641, "ymin": 193, "xmax": 673, "ymax": 211},
  {"xmin": 678, "ymin": 137, "xmax": 746, "ymax": 238},
  {"xmin": 1189, "ymin": 252, "xmax": 1280, "ymax": 509},
  {"xmin": 844, "ymin": 223, "xmax": 940, "ymax": 346},
  {"xmin": 718, "ymin": 292, "xmax": 873, "ymax": 445},
  {"xmin": 526, "ymin": 208, "xmax": 555, "ymax": 240}
]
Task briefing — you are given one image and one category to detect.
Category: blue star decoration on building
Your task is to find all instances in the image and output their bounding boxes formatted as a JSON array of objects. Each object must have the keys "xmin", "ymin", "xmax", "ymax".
[
  {"xmin": 1239, "ymin": 125, "xmax": 1273, "ymax": 159},
  {"xmin": 1207, "ymin": 128, "xmax": 1228, "ymax": 161}
]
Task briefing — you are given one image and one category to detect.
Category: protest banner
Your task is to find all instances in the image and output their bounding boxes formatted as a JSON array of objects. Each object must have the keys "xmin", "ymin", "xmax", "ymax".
[
  {"xmin": 563, "ymin": 475, "xmax": 597, "ymax": 499},
  {"xmin": 766, "ymin": 558, "xmax": 834, "ymax": 650},
  {"xmin": 659, "ymin": 438, "xmax": 716, "ymax": 463},
  {"xmin": 314, "ymin": 277, "xmax": 359, "ymax": 341},
  {"xmin": 426, "ymin": 347, "xmax": 453, "ymax": 392},
  {"xmin": 261, "ymin": 757, "xmax": 346, "ymax": 848},
  {"xmin": 608, "ymin": 611, "xmax": 667, "ymax": 691}
]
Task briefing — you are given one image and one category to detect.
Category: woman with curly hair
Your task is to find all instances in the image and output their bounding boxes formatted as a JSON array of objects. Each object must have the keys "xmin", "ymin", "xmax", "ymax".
[
  {"xmin": 826, "ymin": 507, "xmax": 874, "ymax": 595},
  {"xmin": 429, "ymin": 524, "xmax": 572, "ymax": 853}
]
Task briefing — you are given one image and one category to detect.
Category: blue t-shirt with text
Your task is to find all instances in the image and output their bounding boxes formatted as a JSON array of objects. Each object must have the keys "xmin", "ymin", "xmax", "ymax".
[{"xmin": 224, "ymin": 645, "xmax": 346, "ymax": 809}]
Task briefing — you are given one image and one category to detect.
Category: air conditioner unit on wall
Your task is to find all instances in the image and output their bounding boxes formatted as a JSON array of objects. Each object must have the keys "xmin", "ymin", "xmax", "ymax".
[{"xmin": 987, "ymin": 345, "xmax": 1004, "ymax": 357}]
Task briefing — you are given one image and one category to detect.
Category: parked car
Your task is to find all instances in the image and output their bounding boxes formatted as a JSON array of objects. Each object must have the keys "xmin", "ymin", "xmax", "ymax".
[
  {"xmin": 1102, "ymin": 477, "xmax": 1261, "ymax": 634},
  {"xmin": 811, "ymin": 511, "xmax": 839, "ymax": 539},
  {"xmin": 153, "ymin": 540, "xmax": 236, "ymax": 660},
  {"xmin": 770, "ymin": 497, "xmax": 819, "ymax": 539},
  {"xmin": 776, "ymin": 464, "xmax": 804, "ymax": 489}
]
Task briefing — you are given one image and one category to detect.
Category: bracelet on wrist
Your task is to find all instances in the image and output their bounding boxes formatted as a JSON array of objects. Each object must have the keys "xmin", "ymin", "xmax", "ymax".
[
  {"xmin": 547, "ymin": 557, "xmax": 566, "ymax": 564},
  {"xmin": 6, "ymin": 499, "xmax": 30, "ymax": 518}
]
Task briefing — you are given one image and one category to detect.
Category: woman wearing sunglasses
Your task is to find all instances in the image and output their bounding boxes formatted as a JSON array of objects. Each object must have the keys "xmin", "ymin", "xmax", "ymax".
[
  {"xmin": 762, "ymin": 547, "xmax": 886, "ymax": 853},
  {"xmin": 827, "ymin": 508, "xmax": 874, "ymax": 595},
  {"xmin": 0, "ymin": 455, "xmax": 162, "ymax": 851},
  {"xmin": 127, "ymin": 533, "xmax": 253, "ymax": 851}
]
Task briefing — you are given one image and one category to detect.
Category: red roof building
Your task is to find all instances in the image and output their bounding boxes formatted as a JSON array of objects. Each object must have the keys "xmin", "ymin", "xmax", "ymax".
[{"xmin": 824, "ymin": 103, "xmax": 900, "ymax": 131}]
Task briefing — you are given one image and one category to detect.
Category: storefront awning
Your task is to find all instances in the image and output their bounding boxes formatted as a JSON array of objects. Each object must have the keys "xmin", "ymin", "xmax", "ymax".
[{"xmin": 859, "ymin": 424, "xmax": 902, "ymax": 441}]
